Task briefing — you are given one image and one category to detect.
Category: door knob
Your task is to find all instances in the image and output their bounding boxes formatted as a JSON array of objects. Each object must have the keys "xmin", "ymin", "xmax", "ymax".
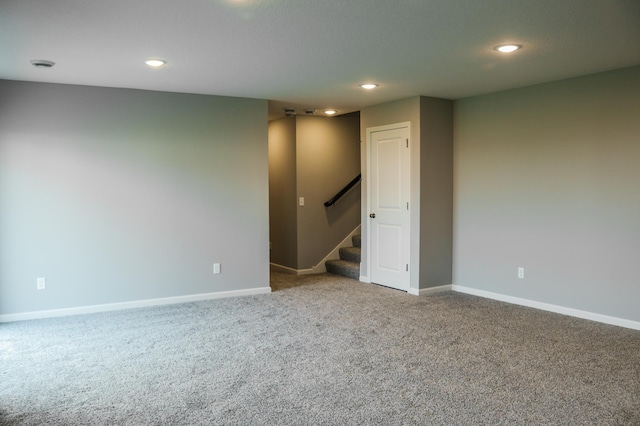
[{"xmin": 369, "ymin": 213, "xmax": 376, "ymax": 218}]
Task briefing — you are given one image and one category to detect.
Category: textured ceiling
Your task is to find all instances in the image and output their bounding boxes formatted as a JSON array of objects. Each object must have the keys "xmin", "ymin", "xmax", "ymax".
[{"xmin": 1, "ymin": 0, "xmax": 639, "ymax": 120}]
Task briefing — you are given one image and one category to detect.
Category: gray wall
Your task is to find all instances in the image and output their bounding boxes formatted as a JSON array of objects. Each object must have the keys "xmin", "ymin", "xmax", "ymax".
[
  {"xmin": 268, "ymin": 117, "xmax": 297, "ymax": 268},
  {"xmin": 296, "ymin": 113, "xmax": 361, "ymax": 269},
  {"xmin": 0, "ymin": 80, "xmax": 269, "ymax": 315},
  {"xmin": 361, "ymin": 96, "xmax": 453, "ymax": 291},
  {"xmin": 420, "ymin": 97, "xmax": 453, "ymax": 288},
  {"xmin": 453, "ymin": 66, "xmax": 640, "ymax": 321}
]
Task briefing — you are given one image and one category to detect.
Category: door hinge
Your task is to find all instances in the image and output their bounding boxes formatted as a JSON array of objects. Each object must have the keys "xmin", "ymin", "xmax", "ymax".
[
  {"xmin": 406, "ymin": 264, "xmax": 409, "ymax": 272},
  {"xmin": 406, "ymin": 138, "xmax": 409, "ymax": 148},
  {"xmin": 407, "ymin": 202, "xmax": 409, "ymax": 210}
]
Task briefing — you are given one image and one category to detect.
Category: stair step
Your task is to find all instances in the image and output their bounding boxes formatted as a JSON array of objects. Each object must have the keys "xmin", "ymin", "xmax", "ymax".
[
  {"xmin": 339, "ymin": 246, "xmax": 361, "ymax": 263},
  {"xmin": 326, "ymin": 259, "xmax": 360, "ymax": 280},
  {"xmin": 352, "ymin": 234, "xmax": 361, "ymax": 248}
]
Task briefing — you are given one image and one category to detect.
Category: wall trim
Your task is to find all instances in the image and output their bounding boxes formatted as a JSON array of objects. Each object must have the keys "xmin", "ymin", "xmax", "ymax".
[
  {"xmin": 269, "ymin": 263, "xmax": 300, "ymax": 274},
  {"xmin": 408, "ymin": 284, "xmax": 452, "ymax": 296},
  {"xmin": 452, "ymin": 285, "xmax": 640, "ymax": 331},
  {"xmin": 0, "ymin": 287, "xmax": 272, "ymax": 323},
  {"xmin": 270, "ymin": 262, "xmax": 314, "ymax": 275}
]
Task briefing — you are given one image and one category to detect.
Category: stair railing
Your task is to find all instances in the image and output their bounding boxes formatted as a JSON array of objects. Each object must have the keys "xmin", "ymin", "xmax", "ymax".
[{"xmin": 324, "ymin": 174, "xmax": 361, "ymax": 207}]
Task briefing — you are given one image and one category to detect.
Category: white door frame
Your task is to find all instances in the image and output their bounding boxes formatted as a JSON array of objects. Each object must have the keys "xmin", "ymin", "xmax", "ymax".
[{"xmin": 365, "ymin": 122, "xmax": 411, "ymax": 291}]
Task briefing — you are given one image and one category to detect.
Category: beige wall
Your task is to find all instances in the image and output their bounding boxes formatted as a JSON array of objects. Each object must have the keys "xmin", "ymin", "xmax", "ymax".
[
  {"xmin": 268, "ymin": 113, "xmax": 361, "ymax": 270},
  {"xmin": 0, "ymin": 80, "xmax": 269, "ymax": 316},
  {"xmin": 268, "ymin": 117, "xmax": 297, "ymax": 268},
  {"xmin": 453, "ymin": 65, "xmax": 640, "ymax": 321},
  {"xmin": 296, "ymin": 113, "xmax": 361, "ymax": 269}
]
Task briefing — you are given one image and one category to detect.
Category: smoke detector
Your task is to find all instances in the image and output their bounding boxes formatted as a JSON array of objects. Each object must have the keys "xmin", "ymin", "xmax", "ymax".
[{"xmin": 31, "ymin": 59, "xmax": 56, "ymax": 69}]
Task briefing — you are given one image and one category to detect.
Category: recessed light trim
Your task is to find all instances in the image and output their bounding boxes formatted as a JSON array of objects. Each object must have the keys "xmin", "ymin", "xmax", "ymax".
[
  {"xmin": 360, "ymin": 83, "xmax": 378, "ymax": 90},
  {"xmin": 145, "ymin": 59, "xmax": 166, "ymax": 67},
  {"xmin": 494, "ymin": 44, "xmax": 522, "ymax": 53},
  {"xmin": 324, "ymin": 109, "xmax": 337, "ymax": 115}
]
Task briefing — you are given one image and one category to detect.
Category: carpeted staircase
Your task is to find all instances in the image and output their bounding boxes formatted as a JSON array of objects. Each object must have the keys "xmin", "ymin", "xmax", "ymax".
[{"xmin": 325, "ymin": 234, "xmax": 360, "ymax": 280}]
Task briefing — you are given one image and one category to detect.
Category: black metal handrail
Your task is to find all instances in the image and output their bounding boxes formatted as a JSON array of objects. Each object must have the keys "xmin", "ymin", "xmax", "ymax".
[{"xmin": 324, "ymin": 174, "xmax": 361, "ymax": 207}]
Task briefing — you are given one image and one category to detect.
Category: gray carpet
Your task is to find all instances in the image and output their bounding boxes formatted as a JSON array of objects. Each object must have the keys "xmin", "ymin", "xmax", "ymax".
[{"xmin": 2, "ymin": 272, "xmax": 639, "ymax": 425}]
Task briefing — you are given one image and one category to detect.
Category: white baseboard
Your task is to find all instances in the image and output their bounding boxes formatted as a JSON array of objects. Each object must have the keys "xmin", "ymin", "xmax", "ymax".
[
  {"xmin": 269, "ymin": 263, "xmax": 316, "ymax": 275},
  {"xmin": 452, "ymin": 285, "xmax": 640, "ymax": 331},
  {"xmin": 270, "ymin": 263, "xmax": 300, "ymax": 274},
  {"xmin": 408, "ymin": 284, "xmax": 452, "ymax": 296},
  {"xmin": 359, "ymin": 275, "xmax": 370, "ymax": 283},
  {"xmin": 0, "ymin": 287, "xmax": 272, "ymax": 323}
]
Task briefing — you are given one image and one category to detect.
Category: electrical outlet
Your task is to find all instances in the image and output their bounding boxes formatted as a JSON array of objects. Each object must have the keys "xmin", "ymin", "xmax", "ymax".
[
  {"xmin": 37, "ymin": 277, "xmax": 46, "ymax": 290},
  {"xmin": 517, "ymin": 267, "xmax": 525, "ymax": 279},
  {"xmin": 299, "ymin": 197, "xmax": 305, "ymax": 207},
  {"xmin": 213, "ymin": 263, "xmax": 221, "ymax": 274}
]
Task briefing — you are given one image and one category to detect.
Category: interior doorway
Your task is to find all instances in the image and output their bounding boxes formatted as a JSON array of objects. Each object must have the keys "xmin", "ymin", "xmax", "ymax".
[{"xmin": 366, "ymin": 122, "xmax": 411, "ymax": 291}]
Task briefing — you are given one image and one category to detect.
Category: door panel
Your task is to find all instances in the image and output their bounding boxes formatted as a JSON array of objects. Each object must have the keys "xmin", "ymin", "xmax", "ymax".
[
  {"xmin": 376, "ymin": 224, "xmax": 401, "ymax": 270},
  {"xmin": 377, "ymin": 139, "xmax": 402, "ymax": 209}
]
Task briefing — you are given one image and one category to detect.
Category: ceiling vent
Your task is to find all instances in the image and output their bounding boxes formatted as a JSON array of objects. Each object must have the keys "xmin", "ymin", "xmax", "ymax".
[
  {"xmin": 31, "ymin": 59, "xmax": 56, "ymax": 69},
  {"xmin": 284, "ymin": 108, "xmax": 296, "ymax": 117}
]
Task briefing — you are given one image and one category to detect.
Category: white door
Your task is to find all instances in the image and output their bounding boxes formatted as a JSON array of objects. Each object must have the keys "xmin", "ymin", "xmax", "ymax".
[{"xmin": 367, "ymin": 123, "xmax": 410, "ymax": 291}]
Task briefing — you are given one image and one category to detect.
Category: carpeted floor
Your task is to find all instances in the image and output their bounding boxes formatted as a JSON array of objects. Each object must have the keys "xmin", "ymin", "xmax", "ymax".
[{"xmin": 1, "ymin": 272, "xmax": 639, "ymax": 425}]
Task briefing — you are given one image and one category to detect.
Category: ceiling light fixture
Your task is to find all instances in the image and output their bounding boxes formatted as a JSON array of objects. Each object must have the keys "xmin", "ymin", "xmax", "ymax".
[
  {"xmin": 145, "ymin": 59, "xmax": 166, "ymax": 67},
  {"xmin": 324, "ymin": 109, "xmax": 337, "ymax": 115},
  {"xmin": 360, "ymin": 83, "xmax": 378, "ymax": 90},
  {"xmin": 31, "ymin": 59, "xmax": 55, "ymax": 69},
  {"xmin": 494, "ymin": 44, "xmax": 521, "ymax": 53}
]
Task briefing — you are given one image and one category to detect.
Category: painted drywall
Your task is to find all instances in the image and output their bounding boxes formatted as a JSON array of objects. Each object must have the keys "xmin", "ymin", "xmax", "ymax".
[
  {"xmin": 295, "ymin": 113, "xmax": 361, "ymax": 269},
  {"xmin": 419, "ymin": 97, "xmax": 453, "ymax": 288},
  {"xmin": 268, "ymin": 117, "xmax": 297, "ymax": 268},
  {"xmin": 0, "ymin": 80, "xmax": 269, "ymax": 316},
  {"xmin": 453, "ymin": 66, "xmax": 640, "ymax": 322},
  {"xmin": 360, "ymin": 97, "xmax": 421, "ymax": 290},
  {"xmin": 361, "ymin": 96, "xmax": 453, "ymax": 291}
]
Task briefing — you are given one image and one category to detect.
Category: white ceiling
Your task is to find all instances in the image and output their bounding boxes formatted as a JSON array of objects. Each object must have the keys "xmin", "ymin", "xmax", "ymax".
[{"xmin": 1, "ymin": 0, "xmax": 639, "ymax": 120}]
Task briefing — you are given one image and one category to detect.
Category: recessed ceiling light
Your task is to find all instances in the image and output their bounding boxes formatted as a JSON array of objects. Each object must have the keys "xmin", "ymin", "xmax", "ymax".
[
  {"xmin": 31, "ymin": 59, "xmax": 55, "ymax": 69},
  {"xmin": 360, "ymin": 83, "xmax": 378, "ymax": 90},
  {"xmin": 494, "ymin": 44, "xmax": 521, "ymax": 53},
  {"xmin": 145, "ymin": 59, "xmax": 166, "ymax": 67},
  {"xmin": 324, "ymin": 109, "xmax": 337, "ymax": 115}
]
